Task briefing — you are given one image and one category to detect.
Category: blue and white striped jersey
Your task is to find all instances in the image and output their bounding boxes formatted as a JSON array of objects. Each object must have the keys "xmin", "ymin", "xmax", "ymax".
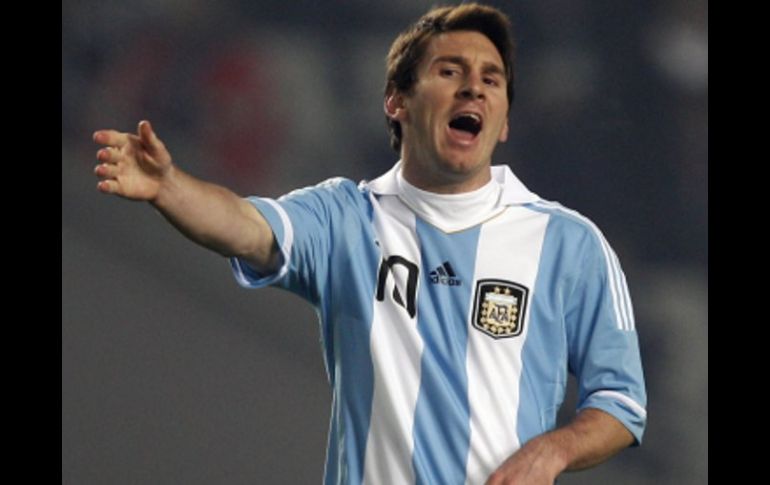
[{"xmin": 231, "ymin": 163, "xmax": 646, "ymax": 485}]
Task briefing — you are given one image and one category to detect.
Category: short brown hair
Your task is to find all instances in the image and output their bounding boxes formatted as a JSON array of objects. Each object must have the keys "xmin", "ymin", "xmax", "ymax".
[{"xmin": 385, "ymin": 3, "xmax": 516, "ymax": 152}]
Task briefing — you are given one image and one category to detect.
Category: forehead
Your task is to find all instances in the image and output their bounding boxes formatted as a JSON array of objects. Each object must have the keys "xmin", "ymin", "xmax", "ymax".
[{"xmin": 421, "ymin": 30, "xmax": 503, "ymax": 69}]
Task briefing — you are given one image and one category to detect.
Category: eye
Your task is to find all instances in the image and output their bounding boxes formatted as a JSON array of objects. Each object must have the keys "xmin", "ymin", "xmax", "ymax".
[
  {"xmin": 484, "ymin": 77, "xmax": 500, "ymax": 87},
  {"xmin": 440, "ymin": 68, "xmax": 459, "ymax": 77}
]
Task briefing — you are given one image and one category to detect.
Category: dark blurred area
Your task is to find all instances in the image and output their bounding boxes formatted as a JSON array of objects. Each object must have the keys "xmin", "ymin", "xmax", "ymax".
[{"xmin": 62, "ymin": 1, "xmax": 707, "ymax": 484}]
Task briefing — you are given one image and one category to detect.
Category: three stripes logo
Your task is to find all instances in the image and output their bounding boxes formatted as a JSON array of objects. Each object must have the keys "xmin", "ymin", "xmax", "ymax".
[{"xmin": 429, "ymin": 261, "xmax": 462, "ymax": 286}]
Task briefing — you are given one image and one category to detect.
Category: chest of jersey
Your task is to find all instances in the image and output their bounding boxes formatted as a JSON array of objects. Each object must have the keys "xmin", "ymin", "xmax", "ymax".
[{"xmin": 346, "ymin": 194, "xmax": 555, "ymax": 484}]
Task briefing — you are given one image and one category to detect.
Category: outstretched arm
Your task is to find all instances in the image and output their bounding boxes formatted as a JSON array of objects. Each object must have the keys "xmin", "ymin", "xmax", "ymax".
[
  {"xmin": 93, "ymin": 120, "xmax": 280, "ymax": 273},
  {"xmin": 486, "ymin": 408, "xmax": 634, "ymax": 485}
]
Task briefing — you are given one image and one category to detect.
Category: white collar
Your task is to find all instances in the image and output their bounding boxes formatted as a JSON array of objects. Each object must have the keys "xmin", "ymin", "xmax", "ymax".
[
  {"xmin": 397, "ymin": 168, "xmax": 501, "ymax": 232},
  {"xmin": 366, "ymin": 160, "xmax": 540, "ymax": 206}
]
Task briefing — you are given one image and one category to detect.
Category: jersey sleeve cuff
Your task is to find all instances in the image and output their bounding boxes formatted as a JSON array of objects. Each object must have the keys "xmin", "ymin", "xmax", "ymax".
[
  {"xmin": 578, "ymin": 390, "xmax": 647, "ymax": 445},
  {"xmin": 229, "ymin": 197, "xmax": 293, "ymax": 288}
]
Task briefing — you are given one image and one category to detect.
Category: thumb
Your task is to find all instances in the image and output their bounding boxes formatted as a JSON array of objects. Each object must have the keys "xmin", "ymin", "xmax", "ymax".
[{"xmin": 138, "ymin": 120, "xmax": 164, "ymax": 155}]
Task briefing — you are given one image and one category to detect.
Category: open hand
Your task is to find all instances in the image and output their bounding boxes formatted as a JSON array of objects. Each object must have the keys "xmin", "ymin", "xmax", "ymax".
[{"xmin": 93, "ymin": 120, "xmax": 173, "ymax": 201}]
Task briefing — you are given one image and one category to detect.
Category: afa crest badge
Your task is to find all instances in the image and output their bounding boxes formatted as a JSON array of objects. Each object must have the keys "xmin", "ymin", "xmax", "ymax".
[{"xmin": 471, "ymin": 279, "xmax": 529, "ymax": 339}]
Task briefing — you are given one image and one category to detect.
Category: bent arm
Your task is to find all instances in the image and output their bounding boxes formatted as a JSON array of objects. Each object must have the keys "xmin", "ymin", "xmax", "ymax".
[
  {"xmin": 486, "ymin": 408, "xmax": 634, "ymax": 484},
  {"xmin": 93, "ymin": 120, "xmax": 279, "ymax": 273}
]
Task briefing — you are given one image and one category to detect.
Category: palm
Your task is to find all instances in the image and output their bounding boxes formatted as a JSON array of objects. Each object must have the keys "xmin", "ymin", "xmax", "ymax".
[
  {"xmin": 94, "ymin": 121, "xmax": 172, "ymax": 201},
  {"xmin": 114, "ymin": 137, "xmax": 168, "ymax": 200}
]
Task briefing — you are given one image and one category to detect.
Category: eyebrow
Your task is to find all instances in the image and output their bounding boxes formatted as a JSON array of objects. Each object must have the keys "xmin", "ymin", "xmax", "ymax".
[{"xmin": 431, "ymin": 55, "xmax": 506, "ymax": 78}]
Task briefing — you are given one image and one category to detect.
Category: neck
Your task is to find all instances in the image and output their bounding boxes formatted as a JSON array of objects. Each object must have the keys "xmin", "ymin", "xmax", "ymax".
[
  {"xmin": 400, "ymin": 158, "xmax": 492, "ymax": 194},
  {"xmin": 396, "ymin": 167, "xmax": 503, "ymax": 232}
]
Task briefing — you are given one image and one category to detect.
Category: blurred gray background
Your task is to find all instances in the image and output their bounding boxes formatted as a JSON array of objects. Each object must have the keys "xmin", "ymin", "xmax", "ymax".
[{"xmin": 62, "ymin": 1, "xmax": 707, "ymax": 483}]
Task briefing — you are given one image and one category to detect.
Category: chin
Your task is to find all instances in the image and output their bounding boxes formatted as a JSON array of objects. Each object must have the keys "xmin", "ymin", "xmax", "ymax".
[{"xmin": 439, "ymin": 152, "xmax": 486, "ymax": 175}]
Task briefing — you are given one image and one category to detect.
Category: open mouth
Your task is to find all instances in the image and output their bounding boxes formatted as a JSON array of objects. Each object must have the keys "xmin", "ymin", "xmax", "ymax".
[{"xmin": 448, "ymin": 113, "xmax": 483, "ymax": 137}]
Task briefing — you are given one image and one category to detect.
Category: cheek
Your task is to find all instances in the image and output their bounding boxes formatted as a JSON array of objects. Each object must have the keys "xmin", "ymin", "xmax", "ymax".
[
  {"xmin": 488, "ymin": 108, "xmax": 509, "ymax": 140},
  {"xmin": 497, "ymin": 118, "xmax": 509, "ymax": 143},
  {"xmin": 497, "ymin": 127, "xmax": 509, "ymax": 143}
]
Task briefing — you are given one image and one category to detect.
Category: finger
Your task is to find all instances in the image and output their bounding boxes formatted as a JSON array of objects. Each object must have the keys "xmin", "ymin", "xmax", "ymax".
[
  {"xmin": 93, "ymin": 129, "xmax": 130, "ymax": 148},
  {"xmin": 96, "ymin": 179, "xmax": 119, "ymax": 194},
  {"xmin": 94, "ymin": 163, "xmax": 119, "ymax": 179},
  {"xmin": 137, "ymin": 120, "xmax": 163, "ymax": 155},
  {"xmin": 96, "ymin": 147, "xmax": 120, "ymax": 164}
]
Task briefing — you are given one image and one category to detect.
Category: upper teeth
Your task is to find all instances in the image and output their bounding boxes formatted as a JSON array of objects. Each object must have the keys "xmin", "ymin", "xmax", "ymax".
[{"xmin": 458, "ymin": 113, "xmax": 481, "ymax": 123}]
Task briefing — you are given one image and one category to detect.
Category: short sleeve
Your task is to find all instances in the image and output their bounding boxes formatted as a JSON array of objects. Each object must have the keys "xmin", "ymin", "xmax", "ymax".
[
  {"xmin": 564, "ymin": 231, "xmax": 648, "ymax": 444},
  {"xmin": 229, "ymin": 178, "xmax": 365, "ymax": 306},
  {"xmin": 230, "ymin": 197, "xmax": 293, "ymax": 288}
]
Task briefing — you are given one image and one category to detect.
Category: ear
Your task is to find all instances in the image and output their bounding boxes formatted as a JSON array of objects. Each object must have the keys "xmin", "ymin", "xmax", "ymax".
[
  {"xmin": 498, "ymin": 117, "xmax": 509, "ymax": 143},
  {"xmin": 384, "ymin": 89, "xmax": 407, "ymax": 122}
]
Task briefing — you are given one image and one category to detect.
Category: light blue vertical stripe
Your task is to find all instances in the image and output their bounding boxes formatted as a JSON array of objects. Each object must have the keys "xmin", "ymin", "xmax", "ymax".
[
  {"xmin": 324, "ymin": 210, "xmax": 380, "ymax": 485},
  {"xmin": 515, "ymin": 212, "xmax": 573, "ymax": 444},
  {"xmin": 412, "ymin": 221, "xmax": 480, "ymax": 485}
]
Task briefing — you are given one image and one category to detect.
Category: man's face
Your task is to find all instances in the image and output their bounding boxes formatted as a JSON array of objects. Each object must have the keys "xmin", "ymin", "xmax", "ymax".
[{"xmin": 388, "ymin": 30, "xmax": 509, "ymax": 192}]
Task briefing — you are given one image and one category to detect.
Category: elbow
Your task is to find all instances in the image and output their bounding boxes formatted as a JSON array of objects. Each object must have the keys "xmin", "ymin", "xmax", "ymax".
[{"xmin": 233, "ymin": 237, "xmax": 282, "ymax": 275}]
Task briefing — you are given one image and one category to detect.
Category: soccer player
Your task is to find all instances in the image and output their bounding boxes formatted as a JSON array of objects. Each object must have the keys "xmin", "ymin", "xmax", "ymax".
[{"xmin": 93, "ymin": 3, "xmax": 646, "ymax": 484}]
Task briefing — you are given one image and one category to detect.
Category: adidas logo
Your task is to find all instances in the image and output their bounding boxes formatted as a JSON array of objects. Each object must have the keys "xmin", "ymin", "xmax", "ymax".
[{"xmin": 429, "ymin": 261, "xmax": 462, "ymax": 286}]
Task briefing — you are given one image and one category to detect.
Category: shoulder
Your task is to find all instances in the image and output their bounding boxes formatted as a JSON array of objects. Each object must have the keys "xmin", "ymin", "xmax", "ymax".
[
  {"xmin": 281, "ymin": 176, "xmax": 359, "ymax": 199},
  {"xmin": 526, "ymin": 200, "xmax": 600, "ymax": 240},
  {"xmin": 524, "ymin": 199, "xmax": 615, "ymax": 267},
  {"xmin": 273, "ymin": 177, "xmax": 374, "ymax": 230},
  {"xmin": 280, "ymin": 177, "xmax": 369, "ymax": 208}
]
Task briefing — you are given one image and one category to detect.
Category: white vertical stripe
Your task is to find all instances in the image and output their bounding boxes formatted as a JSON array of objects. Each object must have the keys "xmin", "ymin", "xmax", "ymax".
[
  {"xmin": 591, "ymin": 231, "xmax": 624, "ymax": 330},
  {"xmin": 464, "ymin": 208, "xmax": 550, "ymax": 485},
  {"xmin": 362, "ymin": 195, "xmax": 423, "ymax": 485},
  {"xmin": 608, "ymin": 249, "xmax": 631, "ymax": 330},
  {"xmin": 620, "ymin": 270, "xmax": 636, "ymax": 331},
  {"xmin": 612, "ymin": 252, "xmax": 635, "ymax": 331},
  {"xmin": 607, "ymin": 251, "xmax": 627, "ymax": 330},
  {"xmin": 532, "ymin": 201, "xmax": 632, "ymax": 331}
]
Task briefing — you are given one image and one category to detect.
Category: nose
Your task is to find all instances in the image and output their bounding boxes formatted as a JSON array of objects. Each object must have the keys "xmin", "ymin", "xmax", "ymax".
[{"xmin": 458, "ymin": 73, "xmax": 484, "ymax": 101}]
